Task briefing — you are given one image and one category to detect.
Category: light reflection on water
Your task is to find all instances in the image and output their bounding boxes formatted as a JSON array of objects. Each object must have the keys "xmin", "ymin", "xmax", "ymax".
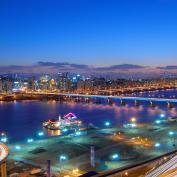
[
  {"xmin": 45, "ymin": 129, "xmax": 62, "ymax": 136},
  {"xmin": 0, "ymin": 91, "xmax": 177, "ymax": 142}
]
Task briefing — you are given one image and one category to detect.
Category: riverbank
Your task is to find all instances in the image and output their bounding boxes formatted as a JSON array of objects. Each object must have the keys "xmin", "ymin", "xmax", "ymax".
[{"xmin": 7, "ymin": 120, "xmax": 177, "ymax": 176}]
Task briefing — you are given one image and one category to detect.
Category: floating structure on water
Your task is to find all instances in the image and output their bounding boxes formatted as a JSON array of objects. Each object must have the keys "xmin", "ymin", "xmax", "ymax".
[{"xmin": 43, "ymin": 112, "xmax": 83, "ymax": 130}]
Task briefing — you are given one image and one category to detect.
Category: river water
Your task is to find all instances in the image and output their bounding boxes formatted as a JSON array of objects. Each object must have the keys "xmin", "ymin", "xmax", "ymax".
[{"xmin": 0, "ymin": 89, "xmax": 177, "ymax": 142}]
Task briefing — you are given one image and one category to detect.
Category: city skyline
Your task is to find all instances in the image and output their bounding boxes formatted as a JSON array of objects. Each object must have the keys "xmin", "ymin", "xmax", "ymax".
[
  {"xmin": 1, "ymin": 0, "xmax": 177, "ymax": 66},
  {"xmin": 2, "ymin": 1, "xmax": 177, "ymax": 176}
]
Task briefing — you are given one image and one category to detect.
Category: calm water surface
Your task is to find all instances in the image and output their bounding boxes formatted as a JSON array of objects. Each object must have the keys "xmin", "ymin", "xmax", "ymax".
[{"xmin": 0, "ymin": 90, "xmax": 177, "ymax": 142}]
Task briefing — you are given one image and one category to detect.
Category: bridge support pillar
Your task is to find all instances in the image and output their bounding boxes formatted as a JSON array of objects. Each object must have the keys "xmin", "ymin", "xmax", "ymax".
[
  {"xmin": 150, "ymin": 101, "xmax": 156, "ymax": 108},
  {"xmin": 108, "ymin": 98, "xmax": 113, "ymax": 105},
  {"xmin": 1, "ymin": 161, "xmax": 7, "ymax": 177},
  {"xmin": 135, "ymin": 100, "xmax": 140, "ymax": 107},
  {"xmin": 95, "ymin": 98, "xmax": 101, "ymax": 104},
  {"xmin": 120, "ymin": 100, "xmax": 126, "ymax": 106},
  {"xmin": 86, "ymin": 97, "xmax": 90, "ymax": 103}
]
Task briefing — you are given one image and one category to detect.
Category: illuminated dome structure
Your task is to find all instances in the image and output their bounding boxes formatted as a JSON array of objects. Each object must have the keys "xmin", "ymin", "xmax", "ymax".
[
  {"xmin": 0, "ymin": 143, "xmax": 8, "ymax": 177},
  {"xmin": 63, "ymin": 112, "xmax": 77, "ymax": 120}
]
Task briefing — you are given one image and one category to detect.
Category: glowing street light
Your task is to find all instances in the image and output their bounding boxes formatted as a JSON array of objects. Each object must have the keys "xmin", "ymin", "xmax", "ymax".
[
  {"xmin": 60, "ymin": 155, "xmax": 67, "ymax": 161},
  {"xmin": 1, "ymin": 132, "xmax": 6, "ymax": 136},
  {"xmin": 72, "ymin": 168, "xmax": 79, "ymax": 174},
  {"xmin": 131, "ymin": 123, "xmax": 137, "ymax": 128},
  {"xmin": 160, "ymin": 114, "xmax": 165, "ymax": 118},
  {"xmin": 155, "ymin": 120, "xmax": 161, "ymax": 124},
  {"xmin": 0, "ymin": 137, "xmax": 7, "ymax": 143},
  {"xmin": 62, "ymin": 128, "xmax": 68, "ymax": 132},
  {"xmin": 169, "ymin": 131, "xmax": 174, "ymax": 136},
  {"xmin": 75, "ymin": 131, "xmax": 81, "ymax": 136},
  {"xmin": 27, "ymin": 138, "xmax": 34, "ymax": 143},
  {"xmin": 105, "ymin": 121, "xmax": 110, "ymax": 127},
  {"xmin": 38, "ymin": 132, "xmax": 44, "ymax": 137},
  {"xmin": 131, "ymin": 117, "xmax": 136, "ymax": 123},
  {"xmin": 111, "ymin": 154, "xmax": 119, "ymax": 160},
  {"xmin": 154, "ymin": 143, "xmax": 161, "ymax": 147},
  {"xmin": 15, "ymin": 145, "xmax": 21, "ymax": 150},
  {"xmin": 124, "ymin": 172, "xmax": 128, "ymax": 176}
]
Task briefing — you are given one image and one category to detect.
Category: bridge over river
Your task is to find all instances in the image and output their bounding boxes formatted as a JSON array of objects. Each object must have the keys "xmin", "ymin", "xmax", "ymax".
[
  {"xmin": 57, "ymin": 93, "xmax": 177, "ymax": 108},
  {"xmin": 2, "ymin": 92, "xmax": 177, "ymax": 108},
  {"xmin": 60, "ymin": 93, "xmax": 177, "ymax": 103}
]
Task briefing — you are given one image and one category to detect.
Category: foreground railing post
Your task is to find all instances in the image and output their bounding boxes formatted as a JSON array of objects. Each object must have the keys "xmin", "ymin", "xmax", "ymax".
[
  {"xmin": 1, "ymin": 161, "xmax": 7, "ymax": 177},
  {"xmin": 90, "ymin": 146, "xmax": 95, "ymax": 168},
  {"xmin": 46, "ymin": 160, "xmax": 51, "ymax": 177}
]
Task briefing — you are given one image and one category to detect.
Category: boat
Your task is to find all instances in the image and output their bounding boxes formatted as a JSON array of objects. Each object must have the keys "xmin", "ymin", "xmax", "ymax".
[
  {"xmin": 168, "ymin": 116, "xmax": 177, "ymax": 122},
  {"xmin": 43, "ymin": 112, "xmax": 82, "ymax": 130}
]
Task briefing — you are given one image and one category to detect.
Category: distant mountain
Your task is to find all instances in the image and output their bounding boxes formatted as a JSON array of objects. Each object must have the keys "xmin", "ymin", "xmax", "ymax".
[
  {"xmin": 97, "ymin": 64, "xmax": 144, "ymax": 71},
  {"xmin": 157, "ymin": 66, "xmax": 177, "ymax": 70},
  {"xmin": 0, "ymin": 62, "xmax": 177, "ymax": 78},
  {"xmin": 37, "ymin": 61, "xmax": 90, "ymax": 69}
]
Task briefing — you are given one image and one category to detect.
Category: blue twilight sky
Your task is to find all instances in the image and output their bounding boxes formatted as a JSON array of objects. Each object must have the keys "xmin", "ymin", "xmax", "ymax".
[{"xmin": 0, "ymin": 0, "xmax": 177, "ymax": 66}]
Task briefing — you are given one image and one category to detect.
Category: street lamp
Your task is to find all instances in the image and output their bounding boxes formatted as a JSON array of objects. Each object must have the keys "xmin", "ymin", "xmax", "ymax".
[
  {"xmin": 155, "ymin": 120, "xmax": 161, "ymax": 124},
  {"xmin": 15, "ymin": 145, "xmax": 21, "ymax": 150},
  {"xmin": 59, "ymin": 155, "xmax": 67, "ymax": 162},
  {"xmin": 0, "ymin": 137, "xmax": 7, "ymax": 143},
  {"xmin": 27, "ymin": 138, "xmax": 34, "ymax": 143},
  {"xmin": 38, "ymin": 132, "xmax": 44, "ymax": 137},
  {"xmin": 168, "ymin": 131, "xmax": 174, "ymax": 136},
  {"xmin": 111, "ymin": 154, "xmax": 119, "ymax": 160},
  {"xmin": 105, "ymin": 121, "xmax": 110, "ymax": 127},
  {"xmin": 131, "ymin": 117, "xmax": 136, "ymax": 123},
  {"xmin": 160, "ymin": 114, "xmax": 165, "ymax": 118},
  {"xmin": 154, "ymin": 143, "xmax": 161, "ymax": 147}
]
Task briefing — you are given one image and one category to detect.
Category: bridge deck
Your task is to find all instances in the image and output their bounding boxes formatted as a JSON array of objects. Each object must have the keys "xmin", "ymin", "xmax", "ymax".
[{"xmin": 61, "ymin": 94, "xmax": 177, "ymax": 103}]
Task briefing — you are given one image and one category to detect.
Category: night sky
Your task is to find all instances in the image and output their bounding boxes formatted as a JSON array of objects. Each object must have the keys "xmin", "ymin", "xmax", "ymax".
[{"xmin": 0, "ymin": 0, "xmax": 177, "ymax": 66}]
